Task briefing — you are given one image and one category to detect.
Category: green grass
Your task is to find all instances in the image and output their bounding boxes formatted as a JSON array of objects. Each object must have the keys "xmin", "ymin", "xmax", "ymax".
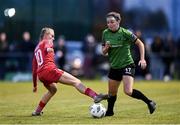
[{"xmin": 0, "ymin": 80, "xmax": 180, "ymax": 124}]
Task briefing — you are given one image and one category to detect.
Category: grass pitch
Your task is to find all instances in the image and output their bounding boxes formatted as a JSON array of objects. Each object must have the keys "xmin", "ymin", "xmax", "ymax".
[{"xmin": 0, "ymin": 80, "xmax": 180, "ymax": 124}]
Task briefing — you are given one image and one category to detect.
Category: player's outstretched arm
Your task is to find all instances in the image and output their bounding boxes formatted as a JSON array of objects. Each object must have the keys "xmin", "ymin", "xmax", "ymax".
[{"xmin": 32, "ymin": 57, "xmax": 38, "ymax": 93}]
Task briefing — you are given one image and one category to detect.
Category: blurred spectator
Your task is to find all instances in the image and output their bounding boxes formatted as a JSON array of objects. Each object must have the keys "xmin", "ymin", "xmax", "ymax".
[
  {"xmin": 132, "ymin": 30, "xmax": 152, "ymax": 80},
  {"xmin": 95, "ymin": 43, "xmax": 109, "ymax": 81},
  {"xmin": 55, "ymin": 35, "xmax": 67, "ymax": 70},
  {"xmin": 174, "ymin": 37, "xmax": 180, "ymax": 79},
  {"xmin": 161, "ymin": 33, "xmax": 176, "ymax": 81},
  {"xmin": 0, "ymin": 32, "xmax": 9, "ymax": 52},
  {"xmin": 82, "ymin": 34, "xmax": 97, "ymax": 79},
  {"xmin": 0, "ymin": 32, "xmax": 9, "ymax": 79},
  {"xmin": 151, "ymin": 35, "xmax": 164, "ymax": 54},
  {"xmin": 17, "ymin": 31, "xmax": 35, "ymax": 72},
  {"xmin": 18, "ymin": 31, "xmax": 35, "ymax": 53},
  {"xmin": 150, "ymin": 35, "xmax": 164, "ymax": 80}
]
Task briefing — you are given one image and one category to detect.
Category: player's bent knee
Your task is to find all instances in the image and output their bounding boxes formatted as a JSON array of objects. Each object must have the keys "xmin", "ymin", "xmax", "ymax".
[
  {"xmin": 74, "ymin": 79, "xmax": 81, "ymax": 85},
  {"xmin": 50, "ymin": 86, "xmax": 57, "ymax": 95},
  {"xmin": 74, "ymin": 81, "xmax": 82, "ymax": 88},
  {"xmin": 77, "ymin": 79, "xmax": 81, "ymax": 84}
]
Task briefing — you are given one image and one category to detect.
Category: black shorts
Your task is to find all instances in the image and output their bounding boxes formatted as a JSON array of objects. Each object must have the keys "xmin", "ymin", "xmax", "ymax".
[{"xmin": 108, "ymin": 64, "xmax": 135, "ymax": 81}]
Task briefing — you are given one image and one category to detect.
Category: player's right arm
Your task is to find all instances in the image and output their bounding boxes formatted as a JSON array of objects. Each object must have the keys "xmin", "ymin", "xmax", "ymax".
[
  {"xmin": 102, "ymin": 42, "xmax": 111, "ymax": 55},
  {"xmin": 32, "ymin": 56, "xmax": 38, "ymax": 92},
  {"xmin": 102, "ymin": 30, "xmax": 111, "ymax": 55}
]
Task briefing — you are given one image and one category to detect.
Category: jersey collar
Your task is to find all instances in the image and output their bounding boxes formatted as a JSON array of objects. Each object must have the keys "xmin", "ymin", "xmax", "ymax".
[{"xmin": 108, "ymin": 27, "xmax": 120, "ymax": 33}]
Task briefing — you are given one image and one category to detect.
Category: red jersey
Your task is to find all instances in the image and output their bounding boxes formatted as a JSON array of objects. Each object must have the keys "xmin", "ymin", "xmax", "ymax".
[
  {"xmin": 32, "ymin": 40, "xmax": 63, "ymax": 87},
  {"xmin": 34, "ymin": 40, "xmax": 55, "ymax": 71}
]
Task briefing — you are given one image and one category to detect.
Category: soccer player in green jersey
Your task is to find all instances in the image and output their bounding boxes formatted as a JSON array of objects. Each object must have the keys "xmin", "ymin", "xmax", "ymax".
[{"xmin": 102, "ymin": 12, "xmax": 156, "ymax": 116}]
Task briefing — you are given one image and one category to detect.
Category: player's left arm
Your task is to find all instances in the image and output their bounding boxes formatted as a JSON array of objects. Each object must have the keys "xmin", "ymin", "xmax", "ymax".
[
  {"xmin": 45, "ymin": 41, "xmax": 54, "ymax": 53},
  {"xmin": 135, "ymin": 39, "xmax": 147, "ymax": 69},
  {"xmin": 47, "ymin": 47, "xmax": 54, "ymax": 53}
]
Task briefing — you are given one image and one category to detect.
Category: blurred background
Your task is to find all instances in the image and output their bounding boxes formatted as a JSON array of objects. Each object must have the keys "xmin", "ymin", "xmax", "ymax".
[{"xmin": 0, "ymin": 0, "xmax": 180, "ymax": 82}]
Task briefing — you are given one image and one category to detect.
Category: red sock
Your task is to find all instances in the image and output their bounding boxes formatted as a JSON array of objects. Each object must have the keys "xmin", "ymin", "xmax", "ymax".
[
  {"xmin": 35, "ymin": 101, "xmax": 46, "ymax": 113},
  {"xmin": 85, "ymin": 88, "xmax": 98, "ymax": 99}
]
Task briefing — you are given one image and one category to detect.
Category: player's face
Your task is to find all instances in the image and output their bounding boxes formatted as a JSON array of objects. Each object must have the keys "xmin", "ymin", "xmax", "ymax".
[
  {"xmin": 48, "ymin": 32, "xmax": 54, "ymax": 41},
  {"xmin": 45, "ymin": 30, "xmax": 55, "ymax": 42},
  {"xmin": 106, "ymin": 17, "xmax": 119, "ymax": 32}
]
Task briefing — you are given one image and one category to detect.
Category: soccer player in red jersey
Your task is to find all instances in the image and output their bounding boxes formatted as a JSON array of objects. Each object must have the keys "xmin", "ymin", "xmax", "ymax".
[{"xmin": 32, "ymin": 27, "xmax": 108, "ymax": 116}]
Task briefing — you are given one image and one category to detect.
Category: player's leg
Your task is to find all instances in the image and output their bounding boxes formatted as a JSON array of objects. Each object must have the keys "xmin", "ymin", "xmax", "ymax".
[
  {"xmin": 58, "ymin": 71, "xmax": 108, "ymax": 102},
  {"xmin": 122, "ymin": 75, "xmax": 133, "ymax": 96},
  {"xmin": 122, "ymin": 75, "xmax": 156, "ymax": 114},
  {"xmin": 105, "ymin": 79, "xmax": 120, "ymax": 116},
  {"xmin": 32, "ymin": 83, "xmax": 57, "ymax": 116}
]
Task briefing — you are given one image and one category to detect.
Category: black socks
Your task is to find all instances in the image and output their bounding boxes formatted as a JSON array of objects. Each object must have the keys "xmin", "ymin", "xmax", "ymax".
[
  {"xmin": 106, "ymin": 95, "xmax": 117, "ymax": 114},
  {"xmin": 131, "ymin": 89, "xmax": 150, "ymax": 104},
  {"xmin": 106, "ymin": 89, "xmax": 151, "ymax": 116}
]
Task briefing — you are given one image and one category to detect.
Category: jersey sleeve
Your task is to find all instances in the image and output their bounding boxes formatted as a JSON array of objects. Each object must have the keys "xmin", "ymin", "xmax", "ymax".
[
  {"xmin": 44, "ymin": 40, "xmax": 53, "ymax": 51},
  {"xmin": 122, "ymin": 28, "xmax": 137, "ymax": 43},
  {"xmin": 32, "ymin": 55, "xmax": 37, "ymax": 88}
]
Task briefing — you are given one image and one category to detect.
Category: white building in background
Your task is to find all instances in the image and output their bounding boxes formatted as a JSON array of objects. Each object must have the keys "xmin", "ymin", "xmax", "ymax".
[{"xmin": 124, "ymin": 0, "xmax": 180, "ymax": 39}]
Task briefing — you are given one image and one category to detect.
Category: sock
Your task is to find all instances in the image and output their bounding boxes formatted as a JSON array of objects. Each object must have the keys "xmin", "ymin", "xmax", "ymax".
[
  {"xmin": 85, "ymin": 88, "xmax": 98, "ymax": 99},
  {"xmin": 107, "ymin": 95, "xmax": 117, "ymax": 113},
  {"xmin": 131, "ymin": 89, "xmax": 150, "ymax": 104},
  {"xmin": 35, "ymin": 101, "xmax": 46, "ymax": 113}
]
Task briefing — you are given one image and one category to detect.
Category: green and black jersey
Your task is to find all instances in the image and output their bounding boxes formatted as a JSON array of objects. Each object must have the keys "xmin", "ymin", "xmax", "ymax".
[{"xmin": 102, "ymin": 27, "xmax": 137, "ymax": 69}]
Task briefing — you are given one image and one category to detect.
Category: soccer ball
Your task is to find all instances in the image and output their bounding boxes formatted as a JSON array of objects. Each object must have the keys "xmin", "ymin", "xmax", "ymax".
[{"xmin": 89, "ymin": 103, "xmax": 106, "ymax": 118}]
